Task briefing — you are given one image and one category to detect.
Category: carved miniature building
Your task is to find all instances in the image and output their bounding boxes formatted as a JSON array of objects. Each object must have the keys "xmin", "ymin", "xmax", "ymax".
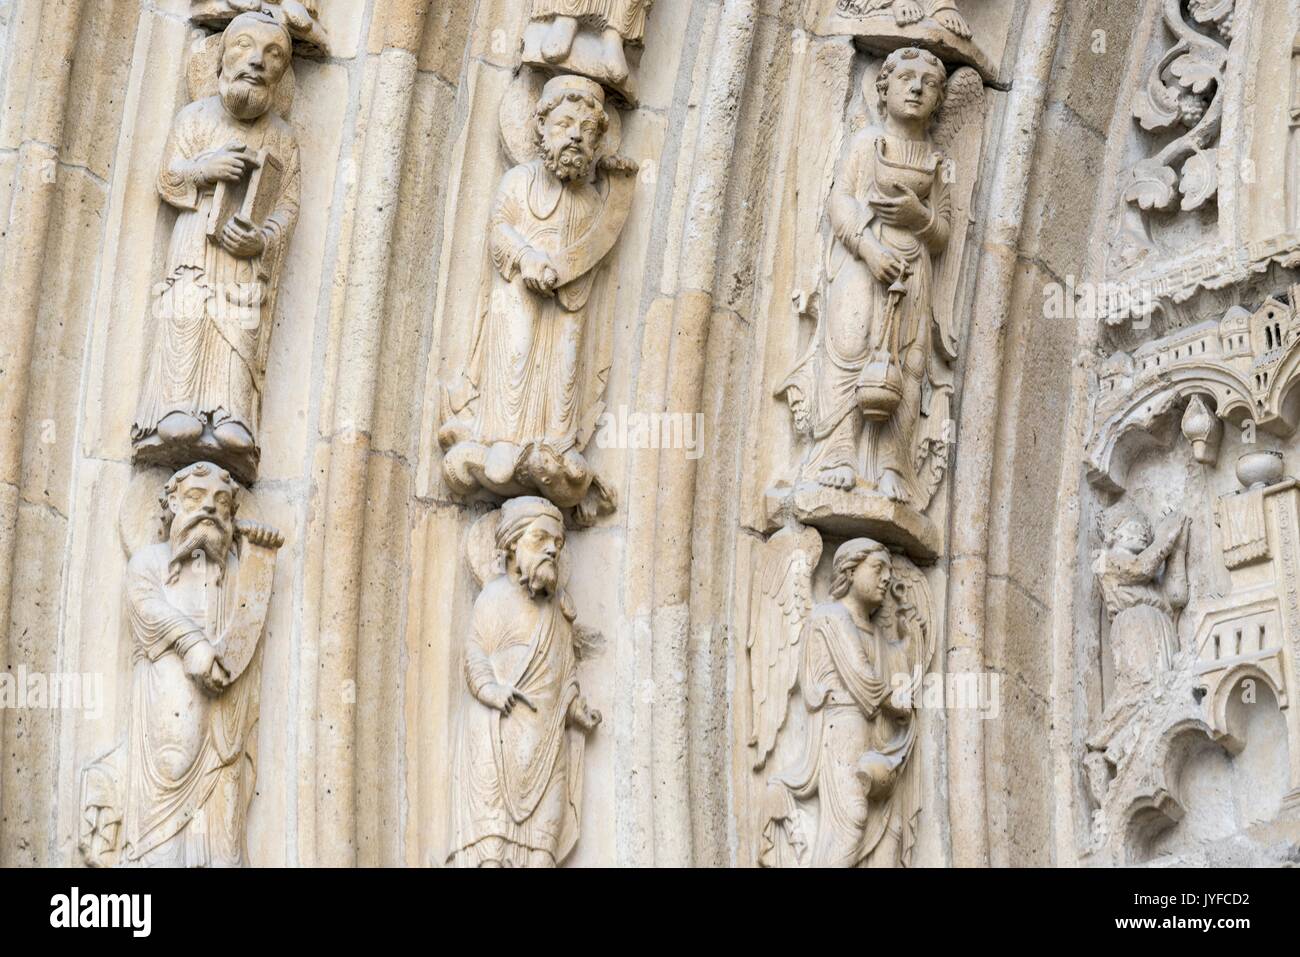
[{"xmin": 1, "ymin": 0, "xmax": 1299, "ymax": 868}]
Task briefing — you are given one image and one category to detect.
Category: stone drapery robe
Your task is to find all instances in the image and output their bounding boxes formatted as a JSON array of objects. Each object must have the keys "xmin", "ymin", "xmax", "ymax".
[
  {"xmin": 449, "ymin": 576, "xmax": 586, "ymax": 867},
  {"xmin": 782, "ymin": 129, "xmax": 951, "ymax": 502},
  {"xmin": 765, "ymin": 602, "xmax": 922, "ymax": 868},
  {"xmin": 121, "ymin": 542, "xmax": 262, "ymax": 867},
  {"xmin": 132, "ymin": 95, "xmax": 301, "ymax": 447},
  {"xmin": 460, "ymin": 158, "xmax": 608, "ymax": 462},
  {"xmin": 531, "ymin": 0, "xmax": 653, "ymax": 42}
]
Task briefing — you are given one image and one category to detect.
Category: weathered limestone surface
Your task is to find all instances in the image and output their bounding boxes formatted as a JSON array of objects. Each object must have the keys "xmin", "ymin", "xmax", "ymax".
[{"xmin": 0, "ymin": 0, "xmax": 1297, "ymax": 868}]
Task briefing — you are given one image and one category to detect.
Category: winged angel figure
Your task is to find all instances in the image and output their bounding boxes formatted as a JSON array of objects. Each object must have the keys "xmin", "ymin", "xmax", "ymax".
[
  {"xmin": 748, "ymin": 528, "xmax": 935, "ymax": 867},
  {"xmin": 777, "ymin": 50, "xmax": 985, "ymax": 512}
]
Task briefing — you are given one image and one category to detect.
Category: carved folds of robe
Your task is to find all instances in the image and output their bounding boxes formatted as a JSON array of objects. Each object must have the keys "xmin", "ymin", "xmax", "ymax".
[
  {"xmin": 121, "ymin": 543, "xmax": 261, "ymax": 867},
  {"xmin": 764, "ymin": 603, "xmax": 922, "ymax": 868},
  {"xmin": 132, "ymin": 96, "xmax": 301, "ymax": 454},
  {"xmin": 454, "ymin": 158, "xmax": 609, "ymax": 466},
  {"xmin": 782, "ymin": 130, "xmax": 951, "ymax": 503},
  {"xmin": 530, "ymin": 0, "xmax": 653, "ymax": 42},
  {"xmin": 449, "ymin": 576, "xmax": 585, "ymax": 867}
]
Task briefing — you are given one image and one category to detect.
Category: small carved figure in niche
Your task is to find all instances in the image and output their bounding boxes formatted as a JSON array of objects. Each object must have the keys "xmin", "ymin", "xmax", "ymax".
[
  {"xmin": 1084, "ymin": 503, "xmax": 1189, "ymax": 805},
  {"xmin": 132, "ymin": 11, "xmax": 301, "ymax": 484},
  {"xmin": 837, "ymin": 0, "xmax": 972, "ymax": 39},
  {"xmin": 439, "ymin": 74, "xmax": 637, "ymax": 520},
  {"xmin": 759, "ymin": 537, "xmax": 933, "ymax": 868},
  {"xmin": 448, "ymin": 497, "xmax": 601, "ymax": 868},
  {"xmin": 89, "ymin": 463, "xmax": 283, "ymax": 867},
  {"xmin": 529, "ymin": 0, "xmax": 654, "ymax": 86},
  {"xmin": 779, "ymin": 48, "xmax": 954, "ymax": 506}
]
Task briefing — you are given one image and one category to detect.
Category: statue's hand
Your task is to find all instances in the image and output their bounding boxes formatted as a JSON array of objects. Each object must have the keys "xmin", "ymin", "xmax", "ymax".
[
  {"xmin": 201, "ymin": 659, "xmax": 231, "ymax": 696},
  {"xmin": 519, "ymin": 248, "xmax": 559, "ymax": 295},
  {"xmin": 219, "ymin": 217, "xmax": 266, "ymax": 259},
  {"xmin": 598, "ymin": 154, "xmax": 640, "ymax": 176},
  {"xmin": 182, "ymin": 639, "xmax": 218, "ymax": 688},
  {"xmin": 237, "ymin": 519, "xmax": 285, "ymax": 551},
  {"xmin": 479, "ymin": 682, "xmax": 535, "ymax": 716},
  {"xmin": 870, "ymin": 186, "xmax": 931, "ymax": 232},
  {"xmin": 568, "ymin": 696, "xmax": 602, "ymax": 734},
  {"xmin": 193, "ymin": 143, "xmax": 254, "ymax": 188},
  {"xmin": 860, "ymin": 240, "xmax": 906, "ymax": 285}
]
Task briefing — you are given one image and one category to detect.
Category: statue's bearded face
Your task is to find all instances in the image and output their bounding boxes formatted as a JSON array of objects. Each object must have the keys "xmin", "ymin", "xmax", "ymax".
[
  {"xmin": 850, "ymin": 550, "xmax": 892, "ymax": 611},
  {"xmin": 883, "ymin": 57, "xmax": 944, "ymax": 124},
  {"xmin": 512, "ymin": 515, "xmax": 565, "ymax": 598},
  {"xmin": 169, "ymin": 472, "xmax": 237, "ymax": 571},
  {"xmin": 538, "ymin": 97, "xmax": 603, "ymax": 182},
  {"xmin": 219, "ymin": 20, "xmax": 291, "ymax": 121}
]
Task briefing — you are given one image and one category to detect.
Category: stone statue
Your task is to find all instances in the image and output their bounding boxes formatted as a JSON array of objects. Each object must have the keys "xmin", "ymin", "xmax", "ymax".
[
  {"xmin": 439, "ymin": 75, "xmax": 637, "ymax": 520},
  {"xmin": 84, "ymin": 462, "xmax": 283, "ymax": 867},
  {"xmin": 448, "ymin": 496, "xmax": 602, "ymax": 867},
  {"xmin": 132, "ymin": 11, "xmax": 301, "ymax": 485},
  {"xmin": 778, "ymin": 47, "xmax": 960, "ymax": 507},
  {"xmin": 1084, "ymin": 502, "xmax": 1189, "ymax": 805},
  {"xmin": 524, "ymin": 1, "xmax": 655, "ymax": 98},
  {"xmin": 755, "ymin": 535, "xmax": 934, "ymax": 868},
  {"xmin": 837, "ymin": 0, "xmax": 971, "ymax": 38}
]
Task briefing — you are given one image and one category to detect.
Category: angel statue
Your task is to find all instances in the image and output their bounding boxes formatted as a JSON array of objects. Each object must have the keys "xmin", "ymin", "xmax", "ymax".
[
  {"xmin": 749, "ymin": 532, "xmax": 935, "ymax": 868},
  {"xmin": 836, "ymin": 0, "xmax": 972, "ymax": 39},
  {"xmin": 778, "ymin": 48, "xmax": 983, "ymax": 512},
  {"xmin": 1083, "ymin": 502, "xmax": 1189, "ymax": 806}
]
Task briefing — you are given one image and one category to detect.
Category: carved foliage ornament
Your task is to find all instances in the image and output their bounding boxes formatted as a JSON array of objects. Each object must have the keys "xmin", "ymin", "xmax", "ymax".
[{"xmin": 1124, "ymin": 0, "xmax": 1234, "ymax": 217}]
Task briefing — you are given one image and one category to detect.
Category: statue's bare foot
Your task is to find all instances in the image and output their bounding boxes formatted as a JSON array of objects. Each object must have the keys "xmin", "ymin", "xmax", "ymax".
[
  {"xmin": 877, "ymin": 468, "xmax": 909, "ymax": 503},
  {"xmin": 213, "ymin": 421, "xmax": 254, "ymax": 452},
  {"xmin": 816, "ymin": 465, "xmax": 857, "ymax": 490},
  {"xmin": 601, "ymin": 27, "xmax": 629, "ymax": 84},
  {"xmin": 935, "ymin": 10, "xmax": 972, "ymax": 38},
  {"xmin": 542, "ymin": 16, "xmax": 578, "ymax": 63},
  {"xmin": 157, "ymin": 411, "xmax": 203, "ymax": 444},
  {"xmin": 894, "ymin": 1, "xmax": 924, "ymax": 26}
]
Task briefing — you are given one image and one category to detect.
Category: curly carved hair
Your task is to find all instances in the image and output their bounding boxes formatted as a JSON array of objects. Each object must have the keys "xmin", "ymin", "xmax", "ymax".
[
  {"xmin": 159, "ymin": 461, "xmax": 239, "ymax": 535},
  {"xmin": 533, "ymin": 89, "xmax": 610, "ymax": 155},
  {"xmin": 875, "ymin": 46, "xmax": 948, "ymax": 115}
]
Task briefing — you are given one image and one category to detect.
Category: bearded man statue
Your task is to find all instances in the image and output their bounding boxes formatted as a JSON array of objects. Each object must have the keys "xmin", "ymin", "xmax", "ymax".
[
  {"xmin": 131, "ymin": 11, "xmax": 301, "ymax": 484},
  {"xmin": 116, "ymin": 462, "xmax": 283, "ymax": 867},
  {"xmin": 439, "ymin": 74, "xmax": 636, "ymax": 518},
  {"xmin": 448, "ymin": 496, "xmax": 601, "ymax": 867}
]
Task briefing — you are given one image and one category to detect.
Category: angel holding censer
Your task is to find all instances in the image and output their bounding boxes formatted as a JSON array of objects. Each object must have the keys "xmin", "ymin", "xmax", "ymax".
[{"xmin": 780, "ymin": 46, "xmax": 977, "ymax": 508}]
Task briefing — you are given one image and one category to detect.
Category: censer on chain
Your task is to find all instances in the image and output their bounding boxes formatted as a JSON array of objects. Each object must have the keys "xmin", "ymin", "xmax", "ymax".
[{"xmin": 855, "ymin": 259, "xmax": 909, "ymax": 422}]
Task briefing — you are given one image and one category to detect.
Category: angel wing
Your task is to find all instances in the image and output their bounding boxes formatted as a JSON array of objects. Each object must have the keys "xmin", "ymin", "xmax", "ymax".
[
  {"xmin": 929, "ymin": 65, "xmax": 986, "ymax": 363},
  {"xmin": 747, "ymin": 524, "xmax": 823, "ymax": 771},
  {"xmin": 885, "ymin": 557, "xmax": 936, "ymax": 685}
]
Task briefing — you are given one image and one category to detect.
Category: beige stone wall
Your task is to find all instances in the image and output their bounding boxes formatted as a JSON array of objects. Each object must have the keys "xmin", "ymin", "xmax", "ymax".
[{"xmin": 6, "ymin": 0, "xmax": 1292, "ymax": 868}]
